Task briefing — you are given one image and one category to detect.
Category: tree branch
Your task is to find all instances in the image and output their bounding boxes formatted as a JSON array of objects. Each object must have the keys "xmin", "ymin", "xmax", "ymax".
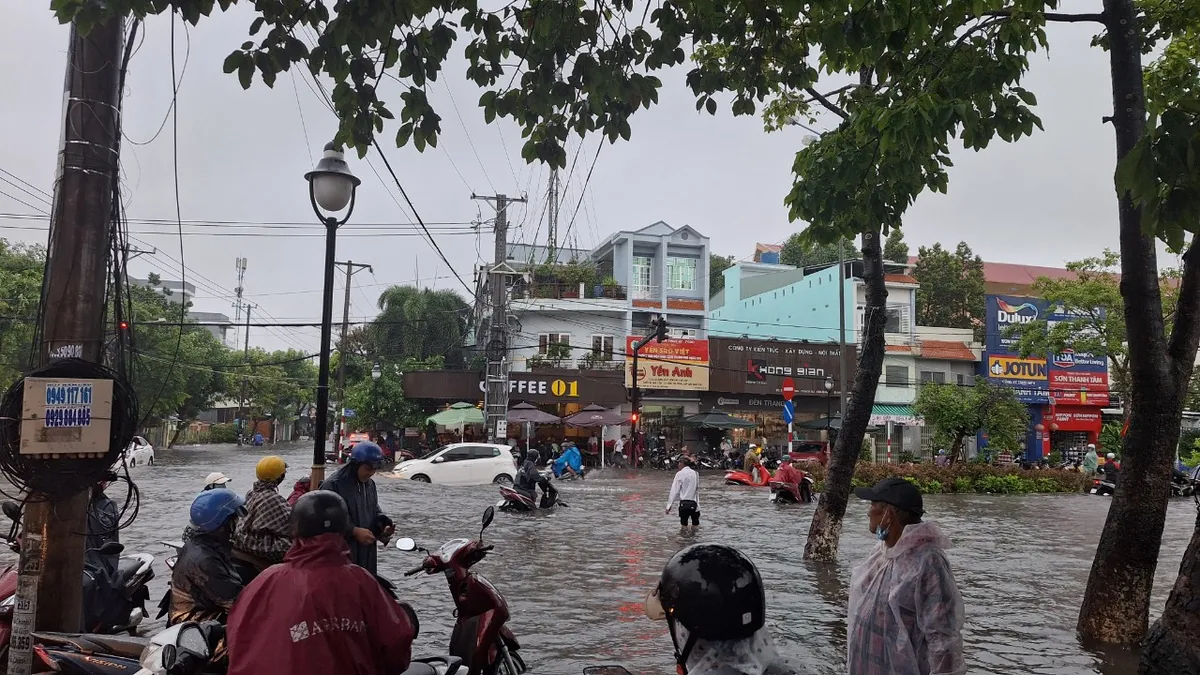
[
  {"xmin": 804, "ymin": 86, "xmax": 848, "ymax": 119},
  {"xmin": 1167, "ymin": 240, "xmax": 1200, "ymax": 367},
  {"xmin": 984, "ymin": 9, "xmax": 1106, "ymax": 23}
]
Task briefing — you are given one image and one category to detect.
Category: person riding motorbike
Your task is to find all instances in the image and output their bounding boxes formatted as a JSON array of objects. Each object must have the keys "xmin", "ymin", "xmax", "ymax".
[
  {"xmin": 771, "ymin": 457, "xmax": 807, "ymax": 503},
  {"xmin": 552, "ymin": 442, "xmax": 584, "ymax": 480},
  {"xmin": 171, "ymin": 489, "xmax": 247, "ymax": 626},
  {"xmin": 319, "ymin": 441, "xmax": 395, "ymax": 576},
  {"xmin": 743, "ymin": 444, "xmax": 764, "ymax": 483},
  {"xmin": 226, "ymin": 490, "xmax": 417, "ymax": 675},
  {"xmin": 287, "ymin": 476, "xmax": 312, "ymax": 506},
  {"xmin": 515, "ymin": 449, "xmax": 558, "ymax": 507},
  {"xmin": 232, "ymin": 456, "xmax": 293, "ymax": 583},
  {"xmin": 83, "ymin": 470, "xmax": 124, "ymax": 632},
  {"xmin": 644, "ymin": 543, "xmax": 791, "ymax": 675},
  {"xmin": 1099, "ymin": 453, "xmax": 1121, "ymax": 481},
  {"xmin": 86, "ymin": 470, "xmax": 120, "ymax": 565}
]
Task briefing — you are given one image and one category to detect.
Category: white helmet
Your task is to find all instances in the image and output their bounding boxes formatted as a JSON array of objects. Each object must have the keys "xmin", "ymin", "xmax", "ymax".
[
  {"xmin": 1087, "ymin": 444, "xmax": 1096, "ymax": 451},
  {"xmin": 1106, "ymin": 453, "xmax": 1116, "ymax": 460}
]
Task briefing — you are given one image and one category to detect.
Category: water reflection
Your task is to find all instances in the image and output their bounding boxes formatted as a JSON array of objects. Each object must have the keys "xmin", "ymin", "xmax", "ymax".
[{"xmin": 24, "ymin": 443, "xmax": 1194, "ymax": 675}]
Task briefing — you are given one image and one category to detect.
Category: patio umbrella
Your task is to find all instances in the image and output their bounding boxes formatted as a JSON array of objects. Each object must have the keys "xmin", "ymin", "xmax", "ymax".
[
  {"xmin": 507, "ymin": 402, "xmax": 561, "ymax": 453},
  {"xmin": 797, "ymin": 413, "xmax": 844, "ymax": 431},
  {"xmin": 562, "ymin": 404, "xmax": 630, "ymax": 469},
  {"xmin": 683, "ymin": 409, "xmax": 757, "ymax": 430},
  {"xmin": 426, "ymin": 402, "xmax": 484, "ymax": 440}
]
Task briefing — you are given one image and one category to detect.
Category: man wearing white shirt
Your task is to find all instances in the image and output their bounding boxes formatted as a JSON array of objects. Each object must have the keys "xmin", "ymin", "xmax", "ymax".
[{"xmin": 666, "ymin": 457, "xmax": 700, "ymax": 529}]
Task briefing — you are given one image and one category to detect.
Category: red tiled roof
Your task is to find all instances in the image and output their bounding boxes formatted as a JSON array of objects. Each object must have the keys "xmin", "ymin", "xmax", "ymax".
[
  {"xmin": 920, "ymin": 340, "xmax": 977, "ymax": 361},
  {"xmin": 886, "ymin": 345, "xmax": 913, "ymax": 353},
  {"xmin": 905, "ymin": 256, "xmax": 1095, "ymax": 287},
  {"xmin": 885, "ymin": 274, "xmax": 918, "ymax": 285}
]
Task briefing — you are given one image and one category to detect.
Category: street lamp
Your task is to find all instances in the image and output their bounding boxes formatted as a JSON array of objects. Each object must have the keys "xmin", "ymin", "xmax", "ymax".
[
  {"xmin": 824, "ymin": 376, "xmax": 835, "ymax": 434},
  {"xmin": 306, "ymin": 142, "xmax": 361, "ymax": 485},
  {"xmin": 371, "ymin": 362, "xmax": 383, "ymax": 439}
]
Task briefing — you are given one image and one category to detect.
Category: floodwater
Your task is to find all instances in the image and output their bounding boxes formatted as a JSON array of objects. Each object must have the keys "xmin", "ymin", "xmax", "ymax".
[{"xmin": 43, "ymin": 442, "xmax": 1199, "ymax": 674}]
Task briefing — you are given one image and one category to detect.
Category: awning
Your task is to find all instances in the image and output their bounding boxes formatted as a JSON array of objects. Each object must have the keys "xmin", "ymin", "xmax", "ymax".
[{"xmin": 870, "ymin": 404, "xmax": 923, "ymax": 427}]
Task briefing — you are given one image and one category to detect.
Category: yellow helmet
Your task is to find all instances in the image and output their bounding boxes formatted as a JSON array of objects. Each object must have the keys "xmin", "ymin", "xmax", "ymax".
[{"xmin": 256, "ymin": 455, "xmax": 287, "ymax": 482}]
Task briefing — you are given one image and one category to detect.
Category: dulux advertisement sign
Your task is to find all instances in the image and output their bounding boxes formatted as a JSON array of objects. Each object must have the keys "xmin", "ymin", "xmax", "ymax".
[{"xmin": 986, "ymin": 295, "xmax": 1048, "ymax": 354}]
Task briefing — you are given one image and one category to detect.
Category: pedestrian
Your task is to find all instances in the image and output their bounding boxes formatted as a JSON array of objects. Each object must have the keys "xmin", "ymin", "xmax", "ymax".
[
  {"xmin": 614, "ymin": 434, "xmax": 627, "ymax": 461},
  {"xmin": 848, "ymin": 478, "xmax": 965, "ymax": 675},
  {"xmin": 232, "ymin": 456, "xmax": 293, "ymax": 583},
  {"xmin": 319, "ymin": 441, "xmax": 394, "ymax": 576},
  {"xmin": 666, "ymin": 456, "xmax": 700, "ymax": 529},
  {"xmin": 204, "ymin": 472, "xmax": 233, "ymax": 491},
  {"xmin": 287, "ymin": 476, "xmax": 311, "ymax": 507},
  {"xmin": 1083, "ymin": 444, "xmax": 1099, "ymax": 476},
  {"xmin": 226, "ymin": 491, "xmax": 417, "ymax": 675},
  {"xmin": 86, "ymin": 470, "xmax": 120, "ymax": 566}
]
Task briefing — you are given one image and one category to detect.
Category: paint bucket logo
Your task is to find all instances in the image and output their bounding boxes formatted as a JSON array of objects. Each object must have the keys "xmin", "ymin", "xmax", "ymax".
[{"xmin": 996, "ymin": 299, "xmax": 1040, "ymax": 325}]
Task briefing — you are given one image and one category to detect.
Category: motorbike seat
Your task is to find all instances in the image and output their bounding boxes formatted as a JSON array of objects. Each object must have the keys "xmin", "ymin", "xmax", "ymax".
[
  {"xmin": 30, "ymin": 632, "xmax": 148, "ymax": 659},
  {"xmin": 115, "ymin": 557, "xmax": 142, "ymax": 584}
]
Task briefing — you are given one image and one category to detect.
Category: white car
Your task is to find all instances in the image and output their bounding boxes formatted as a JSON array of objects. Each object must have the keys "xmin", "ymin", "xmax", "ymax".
[
  {"xmin": 123, "ymin": 436, "xmax": 155, "ymax": 467},
  {"xmin": 390, "ymin": 443, "xmax": 517, "ymax": 486}
]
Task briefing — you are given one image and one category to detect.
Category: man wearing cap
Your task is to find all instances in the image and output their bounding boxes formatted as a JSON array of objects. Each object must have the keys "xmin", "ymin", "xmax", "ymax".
[
  {"xmin": 205, "ymin": 472, "xmax": 233, "ymax": 490},
  {"xmin": 848, "ymin": 477, "xmax": 965, "ymax": 675}
]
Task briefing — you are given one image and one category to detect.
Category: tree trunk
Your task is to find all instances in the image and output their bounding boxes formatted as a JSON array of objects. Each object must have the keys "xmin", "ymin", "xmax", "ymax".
[
  {"xmin": 804, "ymin": 224, "xmax": 887, "ymax": 562},
  {"xmin": 167, "ymin": 419, "xmax": 189, "ymax": 449},
  {"xmin": 1077, "ymin": 0, "xmax": 1200, "ymax": 644},
  {"xmin": 1142, "ymin": 503, "xmax": 1200, "ymax": 674}
]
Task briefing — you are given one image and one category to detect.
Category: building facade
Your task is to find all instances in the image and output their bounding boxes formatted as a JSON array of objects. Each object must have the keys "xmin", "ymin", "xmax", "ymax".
[{"xmin": 131, "ymin": 276, "xmax": 233, "ymax": 345}]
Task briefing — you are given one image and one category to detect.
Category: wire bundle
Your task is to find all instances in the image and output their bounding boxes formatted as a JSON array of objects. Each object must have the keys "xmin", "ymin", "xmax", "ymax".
[{"xmin": 0, "ymin": 358, "xmax": 138, "ymax": 500}]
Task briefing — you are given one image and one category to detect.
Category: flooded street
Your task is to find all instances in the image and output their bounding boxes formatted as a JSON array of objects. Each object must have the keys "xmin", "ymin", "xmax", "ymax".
[{"xmin": 78, "ymin": 443, "xmax": 1196, "ymax": 674}]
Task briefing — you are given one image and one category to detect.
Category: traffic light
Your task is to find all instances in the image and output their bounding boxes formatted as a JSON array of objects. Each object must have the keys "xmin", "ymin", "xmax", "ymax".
[
  {"xmin": 630, "ymin": 412, "xmax": 639, "ymax": 424},
  {"xmin": 654, "ymin": 315, "xmax": 668, "ymax": 342},
  {"xmin": 118, "ymin": 320, "xmax": 129, "ymax": 331}
]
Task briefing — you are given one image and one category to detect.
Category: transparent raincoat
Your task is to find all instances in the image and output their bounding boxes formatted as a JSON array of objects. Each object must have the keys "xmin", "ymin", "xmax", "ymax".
[
  {"xmin": 846, "ymin": 521, "xmax": 966, "ymax": 675},
  {"xmin": 673, "ymin": 624, "xmax": 797, "ymax": 675}
]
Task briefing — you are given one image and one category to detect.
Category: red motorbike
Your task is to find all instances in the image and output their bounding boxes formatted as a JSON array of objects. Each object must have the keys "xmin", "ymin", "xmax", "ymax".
[
  {"xmin": 397, "ymin": 506, "xmax": 525, "ymax": 675},
  {"xmin": 724, "ymin": 468, "xmax": 773, "ymax": 486}
]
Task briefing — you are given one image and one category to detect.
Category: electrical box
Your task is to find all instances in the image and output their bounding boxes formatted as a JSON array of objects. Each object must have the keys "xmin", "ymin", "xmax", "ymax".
[{"xmin": 20, "ymin": 377, "xmax": 114, "ymax": 457}]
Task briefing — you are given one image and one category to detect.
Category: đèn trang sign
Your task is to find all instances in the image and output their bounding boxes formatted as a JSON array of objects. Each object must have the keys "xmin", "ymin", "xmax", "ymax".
[{"xmin": 20, "ymin": 377, "xmax": 114, "ymax": 457}]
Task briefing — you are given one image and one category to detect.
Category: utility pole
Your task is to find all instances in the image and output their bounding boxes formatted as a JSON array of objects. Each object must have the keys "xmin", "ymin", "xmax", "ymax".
[
  {"xmin": 629, "ymin": 315, "xmax": 667, "ymax": 467},
  {"xmin": 331, "ymin": 260, "xmax": 372, "ymax": 457},
  {"xmin": 232, "ymin": 257, "xmax": 247, "ymax": 445},
  {"xmin": 838, "ymin": 239, "xmax": 848, "ymax": 419},
  {"xmin": 473, "ymin": 193, "xmax": 527, "ymax": 442},
  {"xmin": 235, "ymin": 303, "xmax": 253, "ymax": 443},
  {"xmin": 11, "ymin": 15, "xmax": 124, "ymax": 675},
  {"xmin": 546, "ymin": 170, "xmax": 559, "ymax": 263}
]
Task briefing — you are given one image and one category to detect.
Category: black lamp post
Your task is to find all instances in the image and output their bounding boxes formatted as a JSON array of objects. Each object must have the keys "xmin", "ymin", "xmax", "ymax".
[
  {"xmin": 371, "ymin": 362, "xmax": 382, "ymax": 438},
  {"xmin": 306, "ymin": 142, "xmax": 360, "ymax": 485},
  {"xmin": 824, "ymin": 376, "xmax": 835, "ymax": 433}
]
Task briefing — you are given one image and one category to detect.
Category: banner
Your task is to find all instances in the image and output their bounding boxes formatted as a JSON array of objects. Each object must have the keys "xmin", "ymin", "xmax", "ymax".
[
  {"xmin": 625, "ymin": 337, "xmax": 710, "ymax": 390},
  {"xmin": 986, "ymin": 295, "xmax": 1047, "ymax": 354},
  {"xmin": 1049, "ymin": 370, "xmax": 1110, "ymax": 406},
  {"xmin": 984, "ymin": 355, "xmax": 1049, "ymax": 404},
  {"xmin": 706, "ymin": 337, "xmax": 855, "ymax": 396}
]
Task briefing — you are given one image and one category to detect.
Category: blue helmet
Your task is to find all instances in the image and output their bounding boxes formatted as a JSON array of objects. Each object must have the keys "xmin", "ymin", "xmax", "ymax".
[
  {"xmin": 351, "ymin": 441, "xmax": 385, "ymax": 467},
  {"xmin": 189, "ymin": 489, "xmax": 246, "ymax": 534}
]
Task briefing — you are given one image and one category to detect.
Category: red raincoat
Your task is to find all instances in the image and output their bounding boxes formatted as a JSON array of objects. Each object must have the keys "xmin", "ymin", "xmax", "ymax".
[
  {"xmin": 774, "ymin": 463, "xmax": 805, "ymax": 486},
  {"xmin": 227, "ymin": 532, "xmax": 415, "ymax": 675},
  {"xmin": 287, "ymin": 478, "xmax": 311, "ymax": 507}
]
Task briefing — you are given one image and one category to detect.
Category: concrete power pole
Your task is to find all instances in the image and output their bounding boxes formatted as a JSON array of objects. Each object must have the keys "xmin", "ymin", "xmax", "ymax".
[
  {"xmin": 232, "ymin": 258, "xmax": 247, "ymax": 445},
  {"xmin": 546, "ymin": 171, "xmax": 559, "ymax": 263},
  {"xmin": 473, "ymin": 193, "xmax": 526, "ymax": 442},
  {"xmin": 11, "ymin": 15, "xmax": 125, "ymax": 674},
  {"xmin": 838, "ymin": 239, "xmax": 848, "ymax": 418},
  {"xmin": 331, "ymin": 260, "xmax": 372, "ymax": 457}
]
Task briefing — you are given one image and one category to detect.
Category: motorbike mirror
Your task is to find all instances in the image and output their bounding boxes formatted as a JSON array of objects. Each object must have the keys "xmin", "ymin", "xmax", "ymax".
[
  {"xmin": 481, "ymin": 506, "xmax": 495, "ymax": 533},
  {"xmin": 395, "ymin": 537, "xmax": 417, "ymax": 551},
  {"xmin": 584, "ymin": 667, "xmax": 634, "ymax": 675},
  {"xmin": 1, "ymin": 502, "xmax": 19, "ymax": 523}
]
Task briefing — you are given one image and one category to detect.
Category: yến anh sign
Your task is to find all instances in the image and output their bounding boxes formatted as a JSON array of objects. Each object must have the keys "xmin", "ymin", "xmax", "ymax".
[
  {"xmin": 625, "ymin": 337, "xmax": 710, "ymax": 390},
  {"xmin": 20, "ymin": 377, "xmax": 114, "ymax": 456}
]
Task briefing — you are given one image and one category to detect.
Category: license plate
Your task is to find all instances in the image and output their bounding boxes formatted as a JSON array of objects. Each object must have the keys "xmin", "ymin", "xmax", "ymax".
[
  {"xmin": 768, "ymin": 492, "xmax": 776, "ymax": 502},
  {"xmin": 1089, "ymin": 489, "xmax": 1098, "ymax": 494}
]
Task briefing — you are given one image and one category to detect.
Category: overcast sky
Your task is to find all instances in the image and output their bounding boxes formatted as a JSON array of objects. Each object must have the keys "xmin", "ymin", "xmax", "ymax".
[{"xmin": 0, "ymin": 3, "xmax": 1169, "ymax": 353}]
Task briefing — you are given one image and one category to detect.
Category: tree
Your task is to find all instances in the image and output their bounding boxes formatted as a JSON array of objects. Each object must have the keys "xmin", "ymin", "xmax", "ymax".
[
  {"xmin": 709, "ymin": 254, "xmax": 733, "ymax": 296},
  {"xmin": 779, "ymin": 232, "xmax": 860, "ymax": 268},
  {"xmin": 342, "ymin": 359, "xmax": 428, "ymax": 433},
  {"xmin": 0, "ymin": 241, "xmax": 45, "ymax": 389},
  {"xmin": 883, "ymin": 230, "xmax": 910, "ymax": 265},
  {"xmin": 61, "ymin": 0, "xmax": 1200, "ymax": 650},
  {"xmin": 372, "ymin": 286, "xmax": 470, "ymax": 369},
  {"xmin": 165, "ymin": 329, "xmax": 232, "ymax": 448},
  {"xmin": 913, "ymin": 378, "xmax": 1028, "ymax": 462},
  {"xmin": 913, "ymin": 243, "xmax": 986, "ymax": 330}
]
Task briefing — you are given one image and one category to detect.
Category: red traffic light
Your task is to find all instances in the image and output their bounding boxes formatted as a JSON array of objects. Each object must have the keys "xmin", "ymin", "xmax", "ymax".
[
  {"xmin": 630, "ymin": 412, "xmax": 639, "ymax": 423},
  {"xmin": 118, "ymin": 321, "xmax": 129, "ymax": 330}
]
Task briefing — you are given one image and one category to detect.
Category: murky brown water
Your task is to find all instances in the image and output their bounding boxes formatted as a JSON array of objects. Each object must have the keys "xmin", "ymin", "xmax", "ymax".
[{"xmin": 40, "ymin": 442, "xmax": 1196, "ymax": 674}]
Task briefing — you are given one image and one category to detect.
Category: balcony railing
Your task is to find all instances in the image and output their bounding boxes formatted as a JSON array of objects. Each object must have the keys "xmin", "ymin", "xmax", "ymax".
[
  {"xmin": 527, "ymin": 354, "xmax": 626, "ymax": 371},
  {"xmin": 517, "ymin": 282, "xmax": 627, "ymax": 301}
]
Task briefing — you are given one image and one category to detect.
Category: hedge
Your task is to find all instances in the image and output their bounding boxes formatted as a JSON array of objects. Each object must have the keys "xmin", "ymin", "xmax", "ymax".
[{"xmin": 802, "ymin": 462, "xmax": 1090, "ymax": 495}]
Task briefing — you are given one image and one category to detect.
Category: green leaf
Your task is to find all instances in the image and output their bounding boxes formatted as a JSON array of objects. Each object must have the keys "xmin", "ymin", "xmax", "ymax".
[
  {"xmin": 396, "ymin": 122, "xmax": 414, "ymax": 147},
  {"xmin": 237, "ymin": 60, "xmax": 254, "ymax": 90},
  {"xmin": 705, "ymin": 98, "xmax": 717, "ymax": 115},
  {"xmin": 222, "ymin": 51, "xmax": 241, "ymax": 75}
]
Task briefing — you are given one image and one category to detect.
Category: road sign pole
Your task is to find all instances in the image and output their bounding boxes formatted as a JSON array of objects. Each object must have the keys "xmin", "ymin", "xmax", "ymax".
[
  {"xmin": 781, "ymin": 377, "xmax": 796, "ymax": 454},
  {"xmin": 788, "ymin": 421, "xmax": 793, "ymax": 454}
]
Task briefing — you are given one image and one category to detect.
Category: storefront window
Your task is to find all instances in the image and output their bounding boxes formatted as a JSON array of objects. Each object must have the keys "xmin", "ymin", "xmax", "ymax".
[{"xmin": 641, "ymin": 405, "xmax": 685, "ymax": 448}]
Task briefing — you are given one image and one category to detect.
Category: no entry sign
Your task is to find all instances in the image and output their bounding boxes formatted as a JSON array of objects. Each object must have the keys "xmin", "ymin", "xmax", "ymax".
[{"xmin": 781, "ymin": 377, "xmax": 795, "ymax": 401}]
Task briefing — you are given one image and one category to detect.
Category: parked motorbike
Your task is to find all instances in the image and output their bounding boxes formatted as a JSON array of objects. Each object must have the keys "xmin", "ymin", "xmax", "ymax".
[
  {"xmin": 397, "ymin": 507, "xmax": 527, "ymax": 675},
  {"xmin": 724, "ymin": 468, "xmax": 773, "ymax": 487},
  {"xmin": 497, "ymin": 484, "xmax": 565, "ymax": 512},
  {"xmin": 25, "ymin": 619, "xmax": 221, "ymax": 675},
  {"xmin": 769, "ymin": 476, "xmax": 815, "ymax": 504},
  {"xmin": 1089, "ymin": 478, "xmax": 1116, "ymax": 496},
  {"xmin": 1171, "ymin": 471, "xmax": 1197, "ymax": 498}
]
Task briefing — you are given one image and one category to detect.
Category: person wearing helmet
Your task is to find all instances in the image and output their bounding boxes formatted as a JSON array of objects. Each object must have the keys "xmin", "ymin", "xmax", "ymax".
[
  {"xmin": 182, "ymin": 473, "xmax": 234, "ymax": 543},
  {"xmin": 1099, "ymin": 452, "xmax": 1121, "ymax": 481},
  {"xmin": 849, "ymin": 477, "xmax": 965, "ymax": 675},
  {"xmin": 287, "ymin": 475, "xmax": 312, "ymax": 507},
  {"xmin": 227, "ymin": 491, "xmax": 416, "ymax": 675},
  {"xmin": 85, "ymin": 470, "xmax": 120, "ymax": 561},
  {"xmin": 743, "ymin": 444, "xmax": 764, "ymax": 482},
  {"xmin": 644, "ymin": 544, "xmax": 789, "ymax": 675},
  {"xmin": 552, "ymin": 442, "xmax": 584, "ymax": 480},
  {"xmin": 514, "ymin": 448, "xmax": 557, "ymax": 506},
  {"xmin": 232, "ymin": 456, "xmax": 293, "ymax": 583},
  {"xmin": 1082, "ymin": 444, "xmax": 1099, "ymax": 477},
  {"xmin": 171, "ymin": 490, "xmax": 247, "ymax": 626},
  {"xmin": 319, "ymin": 441, "xmax": 394, "ymax": 575}
]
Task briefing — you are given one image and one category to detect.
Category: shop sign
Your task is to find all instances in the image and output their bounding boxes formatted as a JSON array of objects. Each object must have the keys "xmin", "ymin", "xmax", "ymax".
[
  {"xmin": 403, "ymin": 370, "xmax": 627, "ymax": 404},
  {"xmin": 869, "ymin": 412, "xmax": 925, "ymax": 427},
  {"xmin": 707, "ymin": 337, "xmax": 855, "ymax": 396},
  {"xmin": 1050, "ymin": 408, "xmax": 1103, "ymax": 430},
  {"xmin": 987, "ymin": 295, "xmax": 1047, "ymax": 353},
  {"xmin": 1050, "ymin": 348, "xmax": 1108, "ymax": 372},
  {"xmin": 625, "ymin": 337, "xmax": 709, "ymax": 390},
  {"xmin": 1048, "ymin": 370, "xmax": 1110, "ymax": 406},
  {"xmin": 983, "ymin": 354, "xmax": 1048, "ymax": 403}
]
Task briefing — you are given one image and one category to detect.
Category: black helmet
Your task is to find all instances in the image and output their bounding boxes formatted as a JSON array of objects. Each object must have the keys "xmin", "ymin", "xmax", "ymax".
[
  {"xmin": 646, "ymin": 544, "xmax": 765, "ymax": 670},
  {"xmin": 291, "ymin": 490, "xmax": 351, "ymax": 538},
  {"xmin": 526, "ymin": 449, "xmax": 540, "ymax": 464}
]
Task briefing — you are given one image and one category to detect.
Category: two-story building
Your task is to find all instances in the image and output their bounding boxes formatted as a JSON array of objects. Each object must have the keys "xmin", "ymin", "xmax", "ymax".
[{"xmin": 710, "ymin": 254, "xmax": 982, "ymax": 459}]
